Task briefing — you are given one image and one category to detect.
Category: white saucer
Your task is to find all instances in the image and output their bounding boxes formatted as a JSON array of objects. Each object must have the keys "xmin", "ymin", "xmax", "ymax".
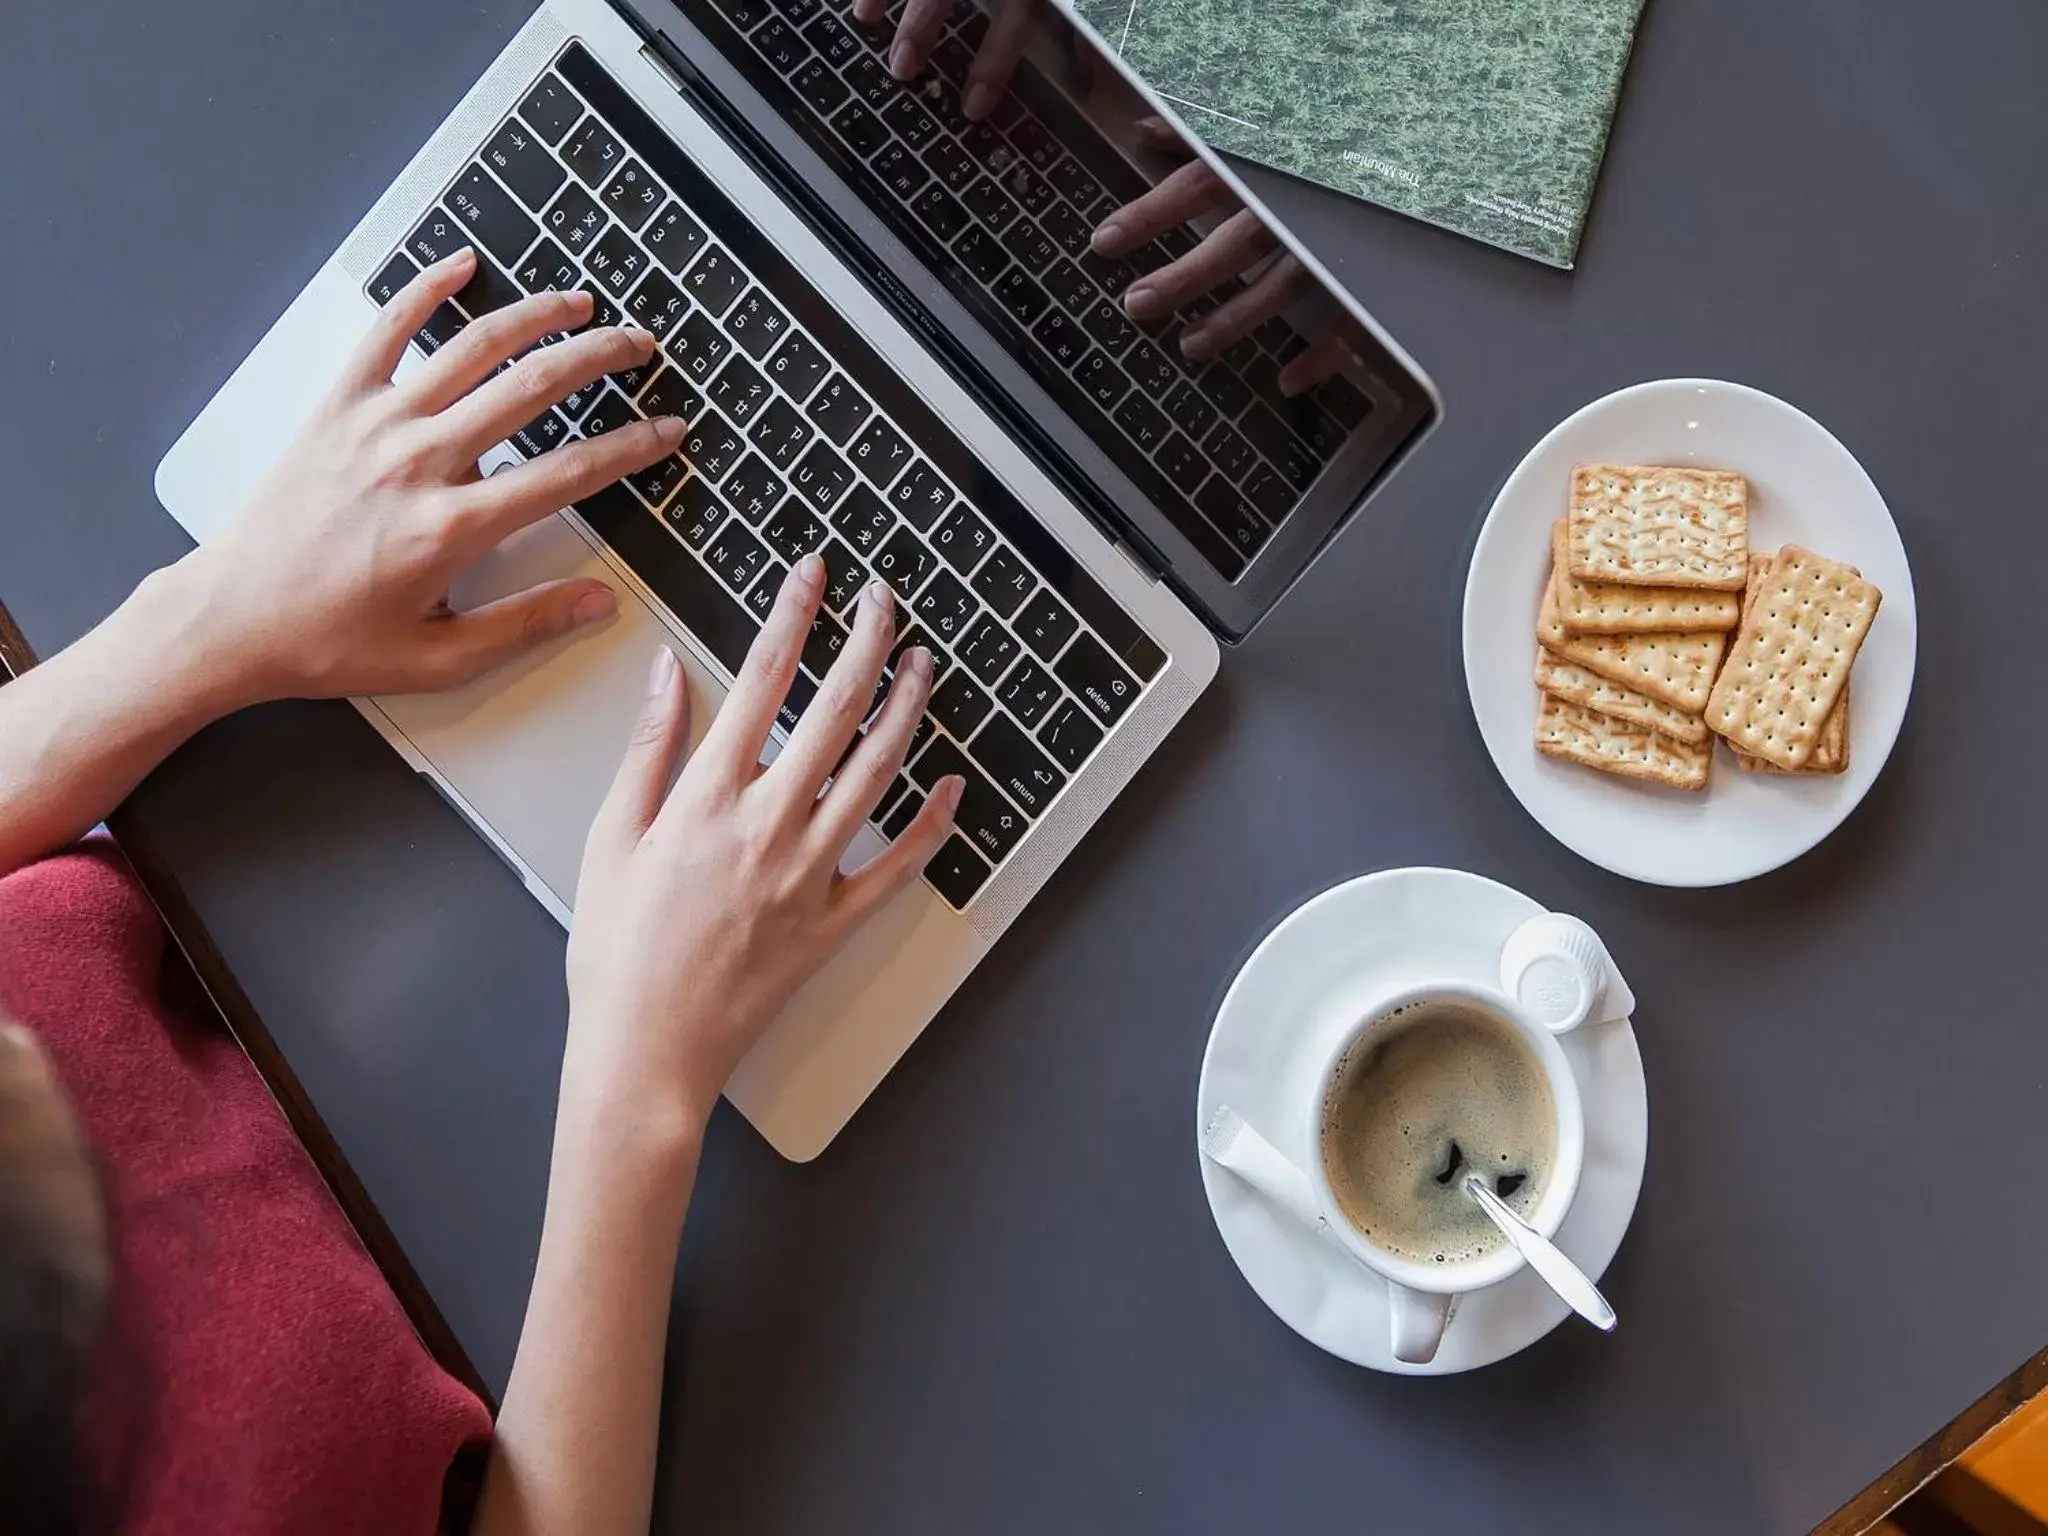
[
  {"xmin": 1464, "ymin": 379, "xmax": 1918, "ymax": 887},
  {"xmin": 1194, "ymin": 867, "xmax": 1647, "ymax": 1375}
]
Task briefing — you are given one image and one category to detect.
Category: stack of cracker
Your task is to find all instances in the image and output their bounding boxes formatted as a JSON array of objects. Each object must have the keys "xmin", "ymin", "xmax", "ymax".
[{"xmin": 1533, "ymin": 463, "xmax": 1748, "ymax": 791}]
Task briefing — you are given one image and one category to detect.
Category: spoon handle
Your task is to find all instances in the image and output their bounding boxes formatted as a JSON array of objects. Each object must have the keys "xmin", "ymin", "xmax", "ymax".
[{"xmin": 1466, "ymin": 1177, "xmax": 1617, "ymax": 1333}]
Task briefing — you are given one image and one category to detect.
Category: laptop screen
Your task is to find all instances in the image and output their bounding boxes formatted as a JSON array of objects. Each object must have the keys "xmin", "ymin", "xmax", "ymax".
[{"xmin": 662, "ymin": 0, "xmax": 1438, "ymax": 637}]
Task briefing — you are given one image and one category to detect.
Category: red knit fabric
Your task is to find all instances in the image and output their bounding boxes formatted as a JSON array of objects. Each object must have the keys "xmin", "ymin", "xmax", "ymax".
[{"xmin": 0, "ymin": 841, "xmax": 491, "ymax": 1535}]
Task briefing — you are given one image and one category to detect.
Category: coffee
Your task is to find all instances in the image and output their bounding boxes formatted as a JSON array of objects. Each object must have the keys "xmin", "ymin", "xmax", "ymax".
[{"xmin": 1319, "ymin": 1001, "xmax": 1556, "ymax": 1266}]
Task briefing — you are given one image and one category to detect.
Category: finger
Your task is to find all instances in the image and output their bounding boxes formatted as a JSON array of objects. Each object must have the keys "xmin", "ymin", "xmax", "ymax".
[
  {"xmin": 807, "ymin": 642, "xmax": 934, "ymax": 855},
  {"xmin": 1134, "ymin": 114, "xmax": 1192, "ymax": 156},
  {"xmin": 419, "ymin": 577, "xmax": 618, "ymax": 689},
  {"xmin": 1181, "ymin": 252, "xmax": 1309, "ymax": 362},
  {"xmin": 450, "ymin": 413, "xmax": 684, "ymax": 550},
  {"xmin": 1279, "ymin": 328, "xmax": 1357, "ymax": 396},
  {"xmin": 399, "ymin": 288, "xmax": 596, "ymax": 417},
  {"xmin": 687, "ymin": 555, "xmax": 828, "ymax": 791},
  {"xmin": 767, "ymin": 571, "xmax": 900, "ymax": 802},
  {"xmin": 587, "ymin": 644, "xmax": 691, "ymax": 860},
  {"xmin": 888, "ymin": 0, "xmax": 954, "ymax": 78},
  {"xmin": 962, "ymin": 0, "xmax": 1035, "ymax": 120},
  {"xmin": 833, "ymin": 775, "xmax": 963, "ymax": 928},
  {"xmin": 1091, "ymin": 158, "xmax": 1228, "ymax": 260},
  {"xmin": 852, "ymin": 0, "xmax": 888, "ymax": 20},
  {"xmin": 336, "ymin": 247, "xmax": 477, "ymax": 398},
  {"xmin": 1127, "ymin": 209, "xmax": 1275, "ymax": 325},
  {"xmin": 434, "ymin": 324, "xmax": 655, "ymax": 462}
]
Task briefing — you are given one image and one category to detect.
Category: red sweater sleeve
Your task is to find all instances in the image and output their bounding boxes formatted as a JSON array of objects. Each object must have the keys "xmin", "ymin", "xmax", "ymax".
[{"xmin": 0, "ymin": 842, "xmax": 492, "ymax": 1536}]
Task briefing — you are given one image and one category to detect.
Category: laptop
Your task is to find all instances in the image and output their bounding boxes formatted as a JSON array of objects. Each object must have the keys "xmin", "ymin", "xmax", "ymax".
[{"xmin": 155, "ymin": 0, "xmax": 1440, "ymax": 1159}]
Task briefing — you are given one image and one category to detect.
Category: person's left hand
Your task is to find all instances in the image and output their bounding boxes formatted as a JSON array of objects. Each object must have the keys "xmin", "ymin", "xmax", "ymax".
[{"xmin": 178, "ymin": 247, "xmax": 684, "ymax": 708}]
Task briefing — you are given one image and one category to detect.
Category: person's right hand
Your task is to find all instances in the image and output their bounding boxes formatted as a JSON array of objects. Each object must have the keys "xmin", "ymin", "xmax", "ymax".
[{"xmin": 560, "ymin": 559, "xmax": 965, "ymax": 1137}]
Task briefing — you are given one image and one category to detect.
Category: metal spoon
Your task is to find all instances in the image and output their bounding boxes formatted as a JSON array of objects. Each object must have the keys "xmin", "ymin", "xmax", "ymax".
[{"xmin": 1463, "ymin": 1173, "xmax": 1617, "ymax": 1333}]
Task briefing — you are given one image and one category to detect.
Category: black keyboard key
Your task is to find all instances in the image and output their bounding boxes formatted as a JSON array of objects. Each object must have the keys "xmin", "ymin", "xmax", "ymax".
[
  {"xmin": 1005, "ymin": 117, "xmax": 1061, "ymax": 173},
  {"xmin": 958, "ymin": 176, "xmax": 1020, "ymax": 236},
  {"xmin": 483, "ymin": 118, "xmax": 566, "ymax": 212},
  {"xmin": 881, "ymin": 785, "xmax": 924, "ymax": 840},
  {"xmin": 882, "ymin": 93, "xmax": 940, "ymax": 149},
  {"xmin": 1197, "ymin": 477, "xmax": 1271, "ymax": 556},
  {"xmin": 791, "ymin": 55, "xmax": 851, "ymax": 115},
  {"xmin": 806, "ymin": 373, "xmax": 874, "ymax": 445},
  {"xmin": 723, "ymin": 453, "xmax": 783, "ymax": 523},
  {"xmin": 832, "ymin": 485, "xmax": 896, "ymax": 556},
  {"xmin": 624, "ymin": 268, "xmax": 688, "ymax": 339},
  {"xmin": 727, "ymin": 289, "xmax": 790, "ymax": 360},
  {"xmin": 928, "ymin": 661, "xmax": 993, "ymax": 734},
  {"xmin": 1202, "ymin": 420, "xmax": 1257, "ymax": 481},
  {"xmin": 1164, "ymin": 379, "xmax": 1218, "ymax": 440},
  {"xmin": 970, "ymin": 711, "xmax": 1066, "ymax": 815},
  {"xmin": 1244, "ymin": 461, "xmax": 1296, "ymax": 522},
  {"xmin": 872, "ymin": 141, "xmax": 930, "ymax": 203},
  {"xmin": 969, "ymin": 546, "xmax": 1034, "ymax": 618},
  {"xmin": 562, "ymin": 117, "xmax": 626, "ymax": 188},
  {"xmin": 956, "ymin": 614, "xmax": 1019, "ymax": 685},
  {"xmin": 666, "ymin": 310, "xmax": 732, "ymax": 382},
  {"xmin": 1002, "ymin": 219, "xmax": 1061, "ymax": 276},
  {"xmin": 705, "ymin": 521, "xmax": 772, "ymax": 594},
  {"xmin": 1075, "ymin": 350, "xmax": 1131, "ymax": 412},
  {"xmin": 510, "ymin": 407, "xmax": 571, "ymax": 459},
  {"xmin": 745, "ymin": 560, "xmax": 788, "ymax": 624},
  {"xmin": 1291, "ymin": 399, "xmax": 1346, "ymax": 461},
  {"xmin": 849, "ymin": 418, "xmax": 912, "ymax": 488},
  {"xmin": 1317, "ymin": 375, "xmax": 1373, "ymax": 430},
  {"xmin": 1124, "ymin": 339, "xmax": 1178, "ymax": 398},
  {"xmin": 791, "ymin": 443, "xmax": 856, "ymax": 513},
  {"xmin": 1082, "ymin": 297, "xmax": 1139, "ymax": 356},
  {"xmin": 1039, "ymin": 258, "xmax": 1094, "ymax": 317},
  {"xmin": 830, "ymin": 99, "xmax": 891, "ymax": 159},
  {"xmin": 514, "ymin": 237, "xmax": 580, "ymax": 295},
  {"xmin": 1037, "ymin": 698, "xmax": 1104, "ymax": 773},
  {"xmin": 1113, "ymin": 392, "xmax": 1169, "ymax": 455},
  {"xmin": 639, "ymin": 370, "xmax": 701, "ymax": 423},
  {"xmin": 912, "ymin": 569, "xmax": 978, "ymax": 643},
  {"xmin": 888, "ymin": 461, "xmax": 954, "ymax": 531},
  {"xmin": 1046, "ymin": 156, "xmax": 1104, "ymax": 209},
  {"xmin": 817, "ymin": 536, "xmax": 866, "ymax": 613},
  {"xmin": 995, "ymin": 656, "xmax": 1060, "ymax": 730},
  {"xmin": 992, "ymin": 267, "xmax": 1049, "ymax": 326},
  {"xmin": 575, "ymin": 281, "xmax": 622, "ymax": 334},
  {"xmin": 909, "ymin": 184, "xmax": 970, "ymax": 242},
  {"xmin": 667, "ymin": 476, "xmax": 728, "ymax": 549},
  {"xmin": 685, "ymin": 413, "xmax": 747, "ymax": 483},
  {"xmin": 931, "ymin": 33, "xmax": 975, "ymax": 84},
  {"xmin": 763, "ymin": 497, "xmax": 829, "ymax": 563},
  {"xmin": 609, "ymin": 350, "xmax": 661, "ymax": 400},
  {"xmin": 803, "ymin": 12, "xmax": 860, "ymax": 67},
  {"xmin": 708, "ymin": 0, "xmax": 772, "ymax": 28},
  {"xmin": 709, "ymin": 355, "xmax": 773, "ymax": 425},
  {"xmin": 455, "ymin": 254, "xmax": 522, "ymax": 316},
  {"xmin": 1078, "ymin": 248, "xmax": 1135, "ymax": 297},
  {"xmin": 369, "ymin": 249, "xmax": 420, "ymax": 306},
  {"xmin": 642, "ymin": 202, "xmax": 708, "ymax": 273},
  {"xmin": 931, "ymin": 502, "xmax": 994, "ymax": 575},
  {"xmin": 542, "ymin": 182, "xmax": 607, "ymax": 254},
  {"xmin": 844, "ymin": 53, "xmax": 895, "ymax": 110},
  {"xmin": 681, "ymin": 244, "xmax": 747, "ymax": 317},
  {"xmin": 518, "ymin": 74, "xmax": 583, "ymax": 146},
  {"xmin": 406, "ymin": 209, "xmax": 467, "ymax": 268},
  {"xmin": 875, "ymin": 526, "xmax": 938, "ymax": 600},
  {"xmin": 912, "ymin": 739, "xmax": 1022, "ymax": 861},
  {"xmin": 579, "ymin": 386, "xmax": 641, "ymax": 440},
  {"xmin": 1031, "ymin": 309, "xmax": 1088, "ymax": 370},
  {"xmin": 1013, "ymin": 588, "xmax": 1077, "ymax": 660},
  {"xmin": 766, "ymin": 331, "xmax": 830, "ymax": 402},
  {"xmin": 600, "ymin": 159, "xmax": 665, "ymax": 233},
  {"xmin": 889, "ymin": 624, "xmax": 948, "ymax": 683},
  {"xmin": 1198, "ymin": 362, "xmax": 1254, "ymax": 419},
  {"xmin": 1003, "ymin": 165, "xmax": 1058, "ymax": 220},
  {"xmin": 922, "ymin": 136, "xmax": 977, "ymax": 192},
  {"xmin": 748, "ymin": 398, "xmax": 815, "ymax": 470},
  {"xmin": 953, "ymin": 226, "xmax": 1009, "ymax": 285},
  {"xmin": 556, "ymin": 379, "xmax": 601, "ymax": 423},
  {"xmin": 628, "ymin": 452, "xmax": 687, "ymax": 511},
  {"xmin": 925, "ymin": 835, "xmax": 993, "ymax": 907},
  {"xmin": 1041, "ymin": 201, "xmax": 1092, "ymax": 259},
  {"xmin": 1053, "ymin": 631, "xmax": 1140, "ymax": 727},
  {"xmin": 753, "ymin": 15, "xmax": 810, "ymax": 72},
  {"xmin": 1241, "ymin": 403, "xmax": 1322, "ymax": 489},
  {"xmin": 1154, "ymin": 431, "xmax": 1208, "ymax": 495},
  {"xmin": 801, "ymin": 609, "xmax": 850, "ymax": 680},
  {"xmin": 587, "ymin": 226, "xmax": 648, "ymax": 298}
]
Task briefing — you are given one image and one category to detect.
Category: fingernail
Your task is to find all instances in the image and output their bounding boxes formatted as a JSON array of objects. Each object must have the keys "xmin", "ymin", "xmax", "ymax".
[
  {"xmin": 1091, "ymin": 220, "xmax": 1124, "ymax": 253},
  {"xmin": 867, "ymin": 577, "xmax": 893, "ymax": 609},
  {"xmin": 654, "ymin": 415, "xmax": 686, "ymax": 445},
  {"xmin": 572, "ymin": 587, "xmax": 618, "ymax": 624},
  {"xmin": 938, "ymin": 774, "xmax": 965, "ymax": 812},
  {"xmin": 1123, "ymin": 283, "xmax": 1158, "ymax": 319},
  {"xmin": 889, "ymin": 41, "xmax": 915, "ymax": 78},
  {"xmin": 906, "ymin": 645, "xmax": 933, "ymax": 679},
  {"xmin": 647, "ymin": 645, "xmax": 677, "ymax": 695},
  {"xmin": 566, "ymin": 287, "xmax": 594, "ymax": 310},
  {"xmin": 795, "ymin": 552, "xmax": 824, "ymax": 592},
  {"xmin": 437, "ymin": 246, "xmax": 477, "ymax": 271},
  {"xmin": 963, "ymin": 81, "xmax": 994, "ymax": 120}
]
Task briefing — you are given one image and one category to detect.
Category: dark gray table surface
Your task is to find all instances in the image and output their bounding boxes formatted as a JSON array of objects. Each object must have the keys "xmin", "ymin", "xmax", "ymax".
[{"xmin": 6, "ymin": 1, "xmax": 2046, "ymax": 1530}]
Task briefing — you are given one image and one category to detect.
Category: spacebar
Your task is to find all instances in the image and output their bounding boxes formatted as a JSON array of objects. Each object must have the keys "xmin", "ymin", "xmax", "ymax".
[{"xmin": 574, "ymin": 484, "xmax": 759, "ymax": 677}]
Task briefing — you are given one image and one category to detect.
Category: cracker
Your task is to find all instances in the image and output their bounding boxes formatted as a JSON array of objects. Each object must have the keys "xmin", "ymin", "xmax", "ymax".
[
  {"xmin": 1536, "ymin": 694, "xmax": 1711, "ymax": 791},
  {"xmin": 1538, "ymin": 572, "xmax": 1728, "ymax": 713},
  {"xmin": 1725, "ymin": 553, "xmax": 1851, "ymax": 774},
  {"xmin": 1707, "ymin": 545, "xmax": 1881, "ymax": 769},
  {"xmin": 1535, "ymin": 647, "xmax": 1710, "ymax": 746},
  {"xmin": 1567, "ymin": 463, "xmax": 1750, "ymax": 590},
  {"xmin": 1550, "ymin": 519, "xmax": 1740, "ymax": 634}
]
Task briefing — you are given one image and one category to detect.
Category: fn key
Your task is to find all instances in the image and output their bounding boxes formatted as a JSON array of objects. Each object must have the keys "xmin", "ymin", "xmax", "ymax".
[{"xmin": 925, "ymin": 835, "xmax": 991, "ymax": 908}]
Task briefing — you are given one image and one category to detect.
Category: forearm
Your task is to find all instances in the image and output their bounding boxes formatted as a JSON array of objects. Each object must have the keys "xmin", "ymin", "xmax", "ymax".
[
  {"xmin": 0, "ymin": 556, "xmax": 259, "ymax": 875},
  {"xmin": 475, "ymin": 1071, "xmax": 704, "ymax": 1536}
]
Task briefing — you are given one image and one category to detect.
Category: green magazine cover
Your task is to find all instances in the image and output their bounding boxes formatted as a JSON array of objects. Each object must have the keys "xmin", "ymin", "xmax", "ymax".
[{"xmin": 1072, "ymin": 0, "xmax": 1647, "ymax": 268}]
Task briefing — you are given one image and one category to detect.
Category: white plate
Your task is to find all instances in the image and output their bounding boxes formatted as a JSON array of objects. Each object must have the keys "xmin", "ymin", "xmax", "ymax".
[
  {"xmin": 1195, "ymin": 868, "xmax": 1648, "ymax": 1375},
  {"xmin": 1464, "ymin": 379, "xmax": 1918, "ymax": 886}
]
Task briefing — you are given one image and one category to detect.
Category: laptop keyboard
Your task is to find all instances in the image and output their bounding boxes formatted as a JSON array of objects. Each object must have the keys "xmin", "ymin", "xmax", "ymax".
[
  {"xmin": 366, "ymin": 42, "xmax": 1167, "ymax": 911},
  {"xmin": 677, "ymin": 0, "xmax": 1375, "ymax": 579}
]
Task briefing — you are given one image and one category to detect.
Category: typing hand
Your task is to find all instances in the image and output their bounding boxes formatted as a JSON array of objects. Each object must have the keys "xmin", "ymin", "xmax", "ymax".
[
  {"xmin": 562, "ymin": 563, "xmax": 964, "ymax": 1132},
  {"xmin": 859, "ymin": 0, "xmax": 1035, "ymax": 120},
  {"xmin": 184, "ymin": 248, "xmax": 682, "ymax": 704}
]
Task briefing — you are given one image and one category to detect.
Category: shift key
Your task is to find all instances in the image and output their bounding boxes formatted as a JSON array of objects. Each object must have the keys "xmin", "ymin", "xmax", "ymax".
[{"xmin": 910, "ymin": 736, "xmax": 1024, "ymax": 863}]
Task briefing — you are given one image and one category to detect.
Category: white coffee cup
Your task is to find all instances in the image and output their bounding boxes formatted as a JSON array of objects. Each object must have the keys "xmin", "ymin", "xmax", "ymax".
[{"xmin": 1304, "ymin": 980, "xmax": 1587, "ymax": 1365}]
